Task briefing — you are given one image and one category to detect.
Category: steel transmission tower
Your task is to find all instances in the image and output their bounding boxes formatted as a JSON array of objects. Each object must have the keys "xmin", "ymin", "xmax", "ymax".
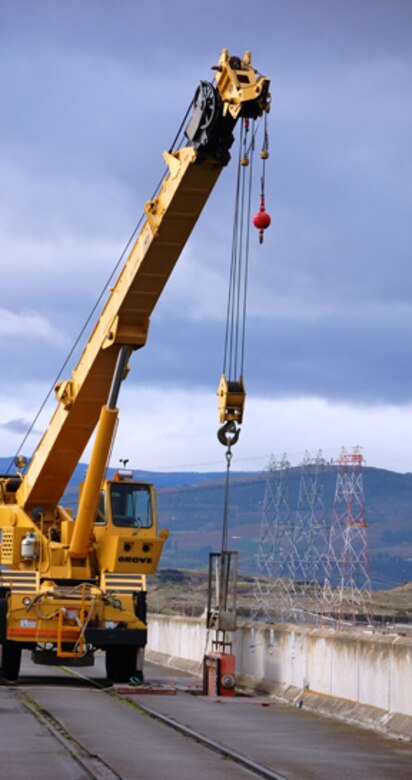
[
  {"xmin": 322, "ymin": 446, "xmax": 372, "ymax": 627},
  {"xmin": 290, "ymin": 450, "xmax": 330, "ymax": 622},
  {"xmin": 252, "ymin": 454, "xmax": 296, "ymax": 623}
]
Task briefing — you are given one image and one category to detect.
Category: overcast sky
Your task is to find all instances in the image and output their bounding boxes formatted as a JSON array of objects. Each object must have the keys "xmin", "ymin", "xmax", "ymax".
[{"xmin": 0, "ymin": 0, "xmax": 411, "ymax": 474}]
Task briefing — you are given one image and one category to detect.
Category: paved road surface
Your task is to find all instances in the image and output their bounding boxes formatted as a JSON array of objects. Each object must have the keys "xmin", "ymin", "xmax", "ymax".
[{"xmin": 0, "ymin": 652, "xmax": 411, "ymax": 779}]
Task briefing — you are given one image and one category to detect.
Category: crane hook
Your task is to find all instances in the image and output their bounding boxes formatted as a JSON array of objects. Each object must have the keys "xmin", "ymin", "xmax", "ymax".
[{"xmin": 217, "ymin": 420, "xmax": 241, "ymax": 449}]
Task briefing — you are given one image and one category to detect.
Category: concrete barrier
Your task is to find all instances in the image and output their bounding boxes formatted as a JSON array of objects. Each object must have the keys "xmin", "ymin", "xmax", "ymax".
[{"xmin": 146, "ymin": 614, "xmax": 412, "ymax": 740}]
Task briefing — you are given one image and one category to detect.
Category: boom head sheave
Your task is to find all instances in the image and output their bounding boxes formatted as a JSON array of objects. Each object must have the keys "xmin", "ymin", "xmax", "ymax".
[{"xmin": 185, "ymin": 49, "xmax": 270, "ymax": 163}]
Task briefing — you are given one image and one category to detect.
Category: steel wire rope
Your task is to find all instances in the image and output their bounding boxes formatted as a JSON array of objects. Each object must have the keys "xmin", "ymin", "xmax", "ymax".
[
  {"xmin": 223, "ymin": 121, "xmax": 244, "ymax": 379},
  {"xmin": 6, "ymin": 218, "xmax": 144, "ymax": 474},
  {"xmin": 168, "ymin": 98, "xmax": 193, "ymax": 153},
  {"xmin": 221, "ymin": 447, "xmax": 232, "ymax": 554},
  {"xmin": 222, "ymin": 118, "xmax": 259, "ymax": 381},
  {"xmin": 7, "ymin": 104, "xmax": 195, "ymax": 475},
  {"xmin": 240, "ymin": 122, "xmax": 255, "ymax": 377},
  {"xmin": 260, "ymin": 112, "xmax": 269, "ymax": 197},
  {"xmin": 245, "ymin": 117, "xmax": 261, "ymax": 158},
  {"xmin": 233, "ymin": 127, "xmax": 248, "ymax": 379},
  {"xmin": 219, "ymin": 122, "xmax": 256, "ymax": 558}
]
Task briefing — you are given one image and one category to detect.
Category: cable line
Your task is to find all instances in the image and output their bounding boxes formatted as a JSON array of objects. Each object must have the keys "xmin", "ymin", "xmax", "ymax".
[
  {"xmin": 7, "ymin": 103, "xmax": 196, "ymax": 475},
  {"xmin": 222, "ymin": 119, "xmax": 256, "ymax": 383},
  {"xmin": 6, "ymin": 218, "xmax": 143, "ymax": 474}
]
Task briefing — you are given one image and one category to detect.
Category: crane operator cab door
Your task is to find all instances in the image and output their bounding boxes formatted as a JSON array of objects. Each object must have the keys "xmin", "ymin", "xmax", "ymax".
[{"xmin": 92, "ymin": 473, "xmax": 169, "ymax": 574}]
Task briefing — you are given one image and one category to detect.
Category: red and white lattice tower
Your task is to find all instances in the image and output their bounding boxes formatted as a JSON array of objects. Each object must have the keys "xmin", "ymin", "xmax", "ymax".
[{"xmin": 322, "ymin": 446, "xmax": 372, "ymax": 627}]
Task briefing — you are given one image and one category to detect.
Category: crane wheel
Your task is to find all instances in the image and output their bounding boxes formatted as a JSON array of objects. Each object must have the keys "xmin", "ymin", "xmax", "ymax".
[
  {"xmin": 1, "ymin": 641, "xmax": 22, "ymax": 682},
  {"xmin": 105, "ymin": 645, "xmax": 138, "ymax": 683}
]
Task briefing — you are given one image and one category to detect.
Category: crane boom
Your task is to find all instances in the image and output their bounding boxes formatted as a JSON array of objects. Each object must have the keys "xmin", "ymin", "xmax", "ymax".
[
  {"xmin": 16, "ymin": 148, "xmax": 221, "ymax": 512},
  {"xmin": 16, "ymin": 50, "xmax": 270, "ymax": 514}
]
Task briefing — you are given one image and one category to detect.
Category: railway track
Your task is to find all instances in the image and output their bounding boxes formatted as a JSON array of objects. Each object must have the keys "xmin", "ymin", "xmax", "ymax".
[
  {"xmin": 75, "ymin": 667, "xmax": 286, "ymax": 780},
  {"xmin": 18, "ymin": 687, "xmax": 121, "ymax": 780},
  {"xmin": 15, "ymin": 665, "xmax": 286, "ymax": 780},
  {"xmin": 3, "ymin": 657, "xmax": 412, "ymax": 780}
]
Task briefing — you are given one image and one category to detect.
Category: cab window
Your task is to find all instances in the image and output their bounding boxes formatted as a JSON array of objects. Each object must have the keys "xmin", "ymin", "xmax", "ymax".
[{"xmin": 110, "ymin": 483, "xmax": 152, "ymax": 528}]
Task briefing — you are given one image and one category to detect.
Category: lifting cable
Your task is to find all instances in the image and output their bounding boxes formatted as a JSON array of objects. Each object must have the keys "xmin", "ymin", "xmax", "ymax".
[
  {"xmin": 6, "ymin": 101, "xmax": 194, "ymax": 476},
  {"xmin": 253, "ymin": 112, "xmax": 270, "ymax": 244},
  {"xmin": 219, "ymin": 119, "xmax": 256, "ymax": 553},
  {"xmin": 218, "ymin": 116, "xmax": 270, "ymax": 554},
  {"xmin": 222, "ymin": 118, "xmax": 255, "ymax": 384},
  {"xmin": 6, "ymin": 219, "xmax": 143, "ymax": 475}
]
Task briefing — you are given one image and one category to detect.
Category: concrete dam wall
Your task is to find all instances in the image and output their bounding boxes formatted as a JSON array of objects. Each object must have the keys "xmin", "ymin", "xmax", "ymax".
[{"xmin": 146, "ymin": 614, "xmax": 412, "ymax": 740}]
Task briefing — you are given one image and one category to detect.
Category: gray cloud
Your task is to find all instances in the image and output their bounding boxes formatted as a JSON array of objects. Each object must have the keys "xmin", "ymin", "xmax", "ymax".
[
  {"xmin": 127, "ymin": 308, "xmax": 412, "ymax": 406},
  {"xmin": 0, "ymin": 0, "xmax": 411, "ymax": 418},
  {"xmin": 0, "ymin": 418, "xmax": 41, "ymax": 435}
]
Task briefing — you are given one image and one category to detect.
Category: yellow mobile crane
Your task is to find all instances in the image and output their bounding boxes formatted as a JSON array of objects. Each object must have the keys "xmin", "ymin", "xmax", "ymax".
[{"xmin": 0, "ymin": 50, "xmax": 270, "ymax": 683}]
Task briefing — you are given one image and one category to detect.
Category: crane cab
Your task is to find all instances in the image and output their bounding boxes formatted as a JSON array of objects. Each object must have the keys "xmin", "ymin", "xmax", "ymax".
[{"xmin": 91, "ymin": 473, "xmax": 168, "ymax": 575}]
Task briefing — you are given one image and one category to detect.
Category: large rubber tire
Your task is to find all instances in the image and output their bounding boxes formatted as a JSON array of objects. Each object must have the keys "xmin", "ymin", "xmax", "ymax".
[
  {"xmin": 1, "ymin": 641, "xmax": 22, "ymax": 681},
  {"xmin": 105, "ymin": 645, "xmax": 138, "ymax": 683}
]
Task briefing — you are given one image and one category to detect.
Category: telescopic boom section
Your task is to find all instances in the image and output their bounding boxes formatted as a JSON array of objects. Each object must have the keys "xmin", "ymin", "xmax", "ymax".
[{"xmin": 16, "ymin": 49, "xmax": 270, "ymax": 514}]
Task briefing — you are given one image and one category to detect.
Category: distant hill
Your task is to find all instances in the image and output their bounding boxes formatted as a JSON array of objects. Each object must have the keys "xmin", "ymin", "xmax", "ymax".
[
  {"xmin": 2, "ymin": 457, "xmax": 412, "ymax": 589},
  {"xmin": 0, "ymin": 457, "xmax": 230, "ymax": 490},
  {"xmin": 155, "ymin": 466, "xmax": 412, "ymax": 590}
]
